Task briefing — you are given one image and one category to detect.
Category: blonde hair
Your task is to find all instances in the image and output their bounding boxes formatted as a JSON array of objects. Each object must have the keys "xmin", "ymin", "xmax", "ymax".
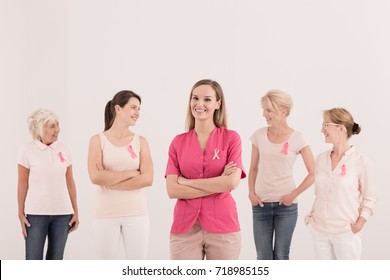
[
  {"xmin": 185, "ymin": 79, "xmax": 227, "ymax": 131},
  {"xmin": 261, "ymin": 89, "xmax": 293, "ymax": 117},
  {"xmin": 27, "ymin": 109, "xmax": 59, "ymax": 140},
  {"xmin": 323, "ymin": 107, "xmax": 361, "ymax": 138}
]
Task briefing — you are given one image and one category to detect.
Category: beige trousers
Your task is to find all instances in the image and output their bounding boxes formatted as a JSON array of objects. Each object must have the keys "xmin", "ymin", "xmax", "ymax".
[{"xmin": 170, "ymin": 221, "xmax": 241, "ymax": 260}]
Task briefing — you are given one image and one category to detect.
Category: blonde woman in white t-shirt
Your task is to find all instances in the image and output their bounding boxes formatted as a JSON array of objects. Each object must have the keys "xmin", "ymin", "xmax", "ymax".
[
  {"xmin": 88, "ymin": 90, "xmax": 153, "ymax": 259},
  {"xmin": 248, "ymin": 90, "xmax": 315, "ymax": 260},
  {"xmin": 305, "ymin": 108, "xmax": 376, "ymax": 259},
  {"xmin": 17, "ymin": 109, "xmax": 79, "ymax": 259}
]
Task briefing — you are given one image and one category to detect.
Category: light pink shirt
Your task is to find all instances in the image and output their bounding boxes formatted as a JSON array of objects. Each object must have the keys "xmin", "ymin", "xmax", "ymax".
[
  {"xmin": 250, "ymin": 127, "xmax": 308, "ymax": 202},
  {"xmin": 94, "ymin": 133, "xmax": 148, "ymax": 218},
  {"xmin": 17, "ymin": 140, "xmax": 74, "ymax": 215},
  {"xmin": 305, "ymin": 146, "xmax": 376, "ymax": 234},
  {"xmin": 165, "ymin": 128, "xmax": 246, "ymax": 234}
]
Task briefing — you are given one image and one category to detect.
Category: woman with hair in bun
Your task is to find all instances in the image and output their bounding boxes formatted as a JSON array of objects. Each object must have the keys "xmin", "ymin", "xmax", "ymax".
[
  {"xmin": 88, "ymin": 90, "xmax": 153, "ymax": 259},
  {"xmin": 17, "ymin": 109, "xmax": 79, "ymax": 260},
  {"xmin": 305, "ymin": 108, "xmax": 377, "ymax": 259}
]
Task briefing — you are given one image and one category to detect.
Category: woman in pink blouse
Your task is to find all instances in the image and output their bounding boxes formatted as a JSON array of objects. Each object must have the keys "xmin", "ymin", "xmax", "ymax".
[
  {"xmin": 305, "ymin": 108, "xmax": 376, "ymax": 259},
  {"xmin": 165, "ymin": 79, "xmax": 246, "ymax": 260}
]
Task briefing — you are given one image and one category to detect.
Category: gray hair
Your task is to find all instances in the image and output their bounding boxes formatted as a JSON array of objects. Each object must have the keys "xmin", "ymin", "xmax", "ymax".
[{"xmin": 27, "ymin": 109, "xmax": 59, "ymax": 140}]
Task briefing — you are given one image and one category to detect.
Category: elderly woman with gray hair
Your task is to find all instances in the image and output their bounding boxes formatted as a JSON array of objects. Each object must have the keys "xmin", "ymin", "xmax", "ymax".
[{"xmin": 17, "ymin": 109, "xmax": 79, "ymax": 260}]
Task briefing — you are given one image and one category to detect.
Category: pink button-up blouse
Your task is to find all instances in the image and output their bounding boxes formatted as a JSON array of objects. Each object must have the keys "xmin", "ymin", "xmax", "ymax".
[{"xmin": 166, "ymin": 127, "xmax": 246, "ymax": 234}]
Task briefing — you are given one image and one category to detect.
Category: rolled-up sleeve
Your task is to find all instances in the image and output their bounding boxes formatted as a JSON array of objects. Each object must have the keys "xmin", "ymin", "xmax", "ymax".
[{"xmin": 359, "ymin": 157, "xmax": 377, "ymax": 220}]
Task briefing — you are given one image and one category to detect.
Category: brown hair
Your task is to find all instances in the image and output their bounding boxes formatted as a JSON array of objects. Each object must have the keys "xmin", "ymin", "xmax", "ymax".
[{"xmin": 104, "ymin": 90, "xmax": 141, "ymax": 131}]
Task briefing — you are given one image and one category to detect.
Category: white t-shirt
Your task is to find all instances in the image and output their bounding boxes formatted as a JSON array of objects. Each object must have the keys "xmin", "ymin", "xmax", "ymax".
[
  {"xmin": 17, "ymin": 140, "xmax": 74, "ymax": 215},
  {"xmin": 250, "ymin": 127, "xmax": 308, "ymax": 202}
]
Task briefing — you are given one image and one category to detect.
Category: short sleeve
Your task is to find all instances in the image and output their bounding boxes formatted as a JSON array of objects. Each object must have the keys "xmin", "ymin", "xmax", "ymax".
[
  {"xmin": 249, "ymin": 130, "xmax": 258, "ymax": 148},
  {"xmin": 66, "ymin": 149, "xmax": 72, "ymax": 167},
  {"xmin": 296, "ymin": 131, "xmax": 308, "ymax": 153},
  {"xmin": 17, "ymin": 146, "xmax": 30, "ymax": 169},
  {"xmin": 227, "ymin": 131, "xmax": 246, "ymax": 179},
  {"xmin": 165, "ymin": 136, "xmax": 180, "ymax": 177}
]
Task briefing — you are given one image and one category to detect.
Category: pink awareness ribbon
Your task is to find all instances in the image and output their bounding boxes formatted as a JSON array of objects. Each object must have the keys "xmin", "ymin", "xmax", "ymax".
[
  {"xmin": 281, "ymin": 142, "xmax": 289, "ymax": 155},
  {"xmin": 212, "ymin": 148, "xmax": 220, "ymax": 160},
  {"xmin": 58, "ymin": 152, "xmax": 65, "ymax": 163},
  {"xmin": 341, "ymin": 164, "xmax": 347, "ymax": 176},
  {"xmin": 128, "ymin": 145, "xmax": 137, "ymax": 159}
]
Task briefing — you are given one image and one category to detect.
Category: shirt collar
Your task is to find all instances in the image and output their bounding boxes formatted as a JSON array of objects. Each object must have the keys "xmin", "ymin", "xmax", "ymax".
[
  {"xmin": 344, "ymin": 145, "xmax": 356, "ymax": 156},
  {"xmin": 34, "ymin": 140, "xmax": 58, "ymax": 150},
  {"xmin": 328, "ymin": 145, "xmax": 356, "ymax": 157}
]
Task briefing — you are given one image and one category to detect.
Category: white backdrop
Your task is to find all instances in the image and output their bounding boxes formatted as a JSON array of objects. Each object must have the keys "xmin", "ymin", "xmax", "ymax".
[{"xmin": 1, "ymin": 0, "xmax": 389, "ymax": 260}]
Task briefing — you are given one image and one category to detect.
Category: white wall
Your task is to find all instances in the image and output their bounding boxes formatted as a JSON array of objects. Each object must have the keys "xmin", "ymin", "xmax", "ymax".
[{"xmin": 1, "ymin": 0, "xmax": 389, "ymax": 260}]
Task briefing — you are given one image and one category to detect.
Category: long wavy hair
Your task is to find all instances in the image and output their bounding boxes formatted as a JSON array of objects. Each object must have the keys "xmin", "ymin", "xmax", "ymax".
[{"xmin": 185, "ymin": 79, "xmax": 227, "ymax": 131}]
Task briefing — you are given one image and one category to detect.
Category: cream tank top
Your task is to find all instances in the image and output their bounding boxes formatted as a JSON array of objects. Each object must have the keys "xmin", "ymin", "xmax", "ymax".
[{"xmin": 94, "ymin": 132, "xmax": 148, "ymax": 218}]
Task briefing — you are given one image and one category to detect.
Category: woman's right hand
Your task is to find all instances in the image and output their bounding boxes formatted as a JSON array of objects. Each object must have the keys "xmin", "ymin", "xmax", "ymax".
[
  {"xmin": 249, "ymin": 192, "xmax": 264, "ymax": 207},
  {"xmin": 19, "ymin": 214, "xmax": 31, "ymax": 239}
]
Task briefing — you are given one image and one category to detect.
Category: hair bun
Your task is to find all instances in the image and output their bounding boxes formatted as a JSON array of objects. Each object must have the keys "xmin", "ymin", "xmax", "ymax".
[{"xmin": 352, "ymin": 122, "xmax": 359, "ymax": 133}]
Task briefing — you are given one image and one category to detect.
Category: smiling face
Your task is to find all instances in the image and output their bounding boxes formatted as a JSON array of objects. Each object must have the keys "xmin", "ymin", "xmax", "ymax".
[
  {"xmin": 116, "ymin": 97, "xmax": 141, "ymax": 126},
  {"xmin": 41, "ymin": 121, "xmax": 60, "ymax": 145},
  {"xmin": 190, "ymin": 84, "xmax": 221, "ymax": 123},
  {"xmin": 262, "ymin": 101, "xmax": 285, "ymax": 126},
  {"xmin": 321, "ymin": 114, "xmax": 345, "ymax": 144}
]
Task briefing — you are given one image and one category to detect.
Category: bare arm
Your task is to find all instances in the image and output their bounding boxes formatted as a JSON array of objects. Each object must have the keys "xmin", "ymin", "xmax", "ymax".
[
  {"xmin": 279, "ymin": 145, "xmax": 315, "ymax": 206},
  {"xmin": 17, "ymin": 164, "xmax": 31, "ymax": 238},
  {"xmin": 65, "ymin": 165, "xmax": 79, "ymax": 233},
  {"xmin": 87, "ymin": 134, "xmax": 137, "ymax": 186},
  {"xmin": 248, "ymin": 144, "xmax": 264, "ymax": 206},
  {"xmin": 166, "ymin": 174, "xmax": 213, "ymax": 199},
  {"xmin": 177, "ymin": 167, "xmax": 242, "ymax": 193},
  {"xmin": 109, "ymin": 136, "xmax": 153, "ymax": 191}
]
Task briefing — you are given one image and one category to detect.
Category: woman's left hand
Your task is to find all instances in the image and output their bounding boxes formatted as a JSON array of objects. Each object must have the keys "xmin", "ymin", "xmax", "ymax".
[
  {"xmin": 279, "ymin": 192, "xmax": 296, "ymax": 206},
  {"xmin": 69, "ymin": 214, "xmax": 79, "ymax": 233},
  {"xmin": 350, "ymin": 217, "xmax": 366, "ymax": 234},
  {"xmin": 177, "ymin": 175, "xmax": 188, "ymax": 185}
]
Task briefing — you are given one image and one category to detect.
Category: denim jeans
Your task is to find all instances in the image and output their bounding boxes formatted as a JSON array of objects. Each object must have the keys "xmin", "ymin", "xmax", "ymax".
[
  {"xmin": 252, "ymin": 203, "xmax": 298, "ymax": 260},
  {"xmin": 25, "ymin": 214, "xmax": 72, "ymax": 260}
]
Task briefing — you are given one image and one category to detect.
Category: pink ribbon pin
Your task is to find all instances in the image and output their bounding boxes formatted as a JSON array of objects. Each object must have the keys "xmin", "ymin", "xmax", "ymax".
[
  {"xmin": 212, "ymin": 148, "xmax": 220, "ymax": 160},
  {"xmin": 281, "ymin": 142, "xmax": 289, "ymax": 155},
  {"xmin": 58, "ymin": 152, "xmax": 65, "ymax": 163},
  {"xmin": 128, "ymin": 145, "xmax": 137, "ymax": 159},
  {"xmin": 341, "ymin": 164, "xmax": 347, "ymax": 176}
]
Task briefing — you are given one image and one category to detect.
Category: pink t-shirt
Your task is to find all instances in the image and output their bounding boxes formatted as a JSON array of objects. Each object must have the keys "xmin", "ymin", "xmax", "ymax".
[
  {"xmin": 165, "ymin": 127, "xmax": 246, "ymax": 234},
  {"xmin": 94, "ymin": 133, "xmax": 148, "ymax": 218},
  {"xmin": 250, "ymin": 127, "xmax": 308, "ymax": 202},
  {"xmin": 17, "ymin": 140, "xmax": 74, "ymax": 215}
]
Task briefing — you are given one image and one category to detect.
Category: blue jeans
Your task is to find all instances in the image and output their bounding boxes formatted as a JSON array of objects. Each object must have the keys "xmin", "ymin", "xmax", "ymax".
[
  {"xmin": 25, "ymin": 214, "xmax": 72, "ymax": 260},
  {"xmin": 252, "ymin": 203, "xmax": 298, "ymax": 260}
]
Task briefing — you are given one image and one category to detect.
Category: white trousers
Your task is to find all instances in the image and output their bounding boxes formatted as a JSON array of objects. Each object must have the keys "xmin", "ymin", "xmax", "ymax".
[
  {"xmin": 309, "ymin": 225, "xmax": 362, "ymax": 260},
  {"xmin": 94, "ymin": 215, "xmax": 149, "ymax": 260}
]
